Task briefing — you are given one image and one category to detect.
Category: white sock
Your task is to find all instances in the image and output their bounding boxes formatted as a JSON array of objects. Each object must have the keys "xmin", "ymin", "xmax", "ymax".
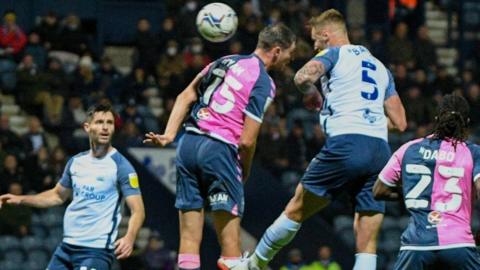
[
  {"xmin": 353, "ymin": 253, "xmax": 377, "ymax": 270},
  {"xmin": 253, "ymin": 213, "xmax": 301, "ymax": 268}
]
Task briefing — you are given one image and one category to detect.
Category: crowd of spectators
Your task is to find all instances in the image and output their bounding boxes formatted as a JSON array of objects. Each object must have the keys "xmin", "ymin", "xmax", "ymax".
[{"xmin": 0, "ymin": 0, "xmax": 479, "ymax": 269}]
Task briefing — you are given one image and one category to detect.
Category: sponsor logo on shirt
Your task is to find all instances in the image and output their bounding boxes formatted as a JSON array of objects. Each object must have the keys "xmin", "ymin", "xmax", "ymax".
[
  {"xmin": 128, "ymin": 173, "xmax": 139, "ymax": 188},
  {"xmin": 197, "ymin": 108, "xmax": 210, "ymax": 120},
  {"xmin": 427, "ymin": 211, "xmax": 442, "ymax": 225}
]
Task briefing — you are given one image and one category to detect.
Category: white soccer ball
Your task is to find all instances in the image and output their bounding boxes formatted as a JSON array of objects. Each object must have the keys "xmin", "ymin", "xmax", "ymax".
[{"xmin": 196, "ymin": 2, "xmax": 238, "ymax": 43}]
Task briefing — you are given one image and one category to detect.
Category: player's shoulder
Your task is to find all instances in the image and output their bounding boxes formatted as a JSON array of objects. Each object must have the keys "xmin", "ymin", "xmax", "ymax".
[
  {"xmin": 464, "ymin": 140, "xmax": 480, "ymax": 155},
  {"xmin": 68, "ymin": 150, "xmax": 90, "ymax": 163},
  {"xmin": 109, "ymin": 149, "xmax": 133, "ymax": 167}
]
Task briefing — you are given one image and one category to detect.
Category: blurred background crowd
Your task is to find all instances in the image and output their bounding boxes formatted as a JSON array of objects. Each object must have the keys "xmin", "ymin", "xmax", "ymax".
[{"xmin": 0, "ymin": 0, "xmax": 479, "ymax": 269}]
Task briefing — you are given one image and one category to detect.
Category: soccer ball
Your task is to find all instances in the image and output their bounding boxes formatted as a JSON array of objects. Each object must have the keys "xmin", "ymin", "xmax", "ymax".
[{"xmin": 196, "ymin": 2, "xmax": 238, "ymax": 43}]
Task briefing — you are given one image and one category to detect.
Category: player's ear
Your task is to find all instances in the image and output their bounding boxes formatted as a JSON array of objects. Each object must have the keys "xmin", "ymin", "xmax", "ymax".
[{"xmin": 83, "ymin": 121, "xmax": 90, "ymax": 133}]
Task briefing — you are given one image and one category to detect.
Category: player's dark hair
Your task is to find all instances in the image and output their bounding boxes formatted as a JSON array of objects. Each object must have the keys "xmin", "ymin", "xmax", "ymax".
[
  {"xmin": 86, "ymin": 103, "xmax": 116, "ymax": 123},
  {"xmin": 431, "ymin": 94, "xmax": 470, "ymax": 147},
  {"xmin": 256, "ymin": 23, "xmax": 296, "ymax": 50}
]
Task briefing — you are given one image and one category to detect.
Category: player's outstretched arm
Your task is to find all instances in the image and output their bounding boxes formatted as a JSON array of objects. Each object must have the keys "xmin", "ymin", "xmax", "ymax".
[
  {"xmin": 373, "ymin": 178, "xmax": 401, "ymax": 201},
  {"xmin": 384, "ymin": 95, "xmax": 407, "ymax": 132},
  {"xmin": 0, "ymin": 183, "xmax": 71, "ymax": 209},
  {"xmin": 239, "ymin": 116, "xmax": 262, "ymax": 181},
  {"xmin": 143, "ymin": 73, "xmax": 202, "ymax": 147},
  {"xmin": 114, "ymin": 195, "xmax": 145, "ymax": 259},
  {"xmin": 293, "ymin": 60, "xmax": 325, "ymax": 94}
]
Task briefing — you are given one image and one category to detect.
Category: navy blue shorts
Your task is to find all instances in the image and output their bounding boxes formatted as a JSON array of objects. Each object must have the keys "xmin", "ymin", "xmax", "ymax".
[
  {"xmin": 175, "ymin": 132, "xmax": 244, "ymax": 217},
  {"xmin": 47, "ymin": 242, "xmax": 114, "ymax": 270},
  {"xmin": 393, "ymin": 247, "xmax": 480, "ymax": 270},
  {"xmin": 301, "ymin": 134, "xmax": 390, "ymax": 213}
]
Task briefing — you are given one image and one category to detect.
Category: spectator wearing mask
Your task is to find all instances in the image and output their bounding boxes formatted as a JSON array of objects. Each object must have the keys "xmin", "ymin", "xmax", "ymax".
[{"xmin": 59, "ymin": 14, "xmax": 89, "ymax": 55}]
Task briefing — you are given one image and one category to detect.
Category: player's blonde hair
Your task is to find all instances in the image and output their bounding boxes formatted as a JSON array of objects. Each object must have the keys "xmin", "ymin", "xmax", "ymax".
[{"xmin": 309, "ymin": 9, "xmax": 347, "ymax": 33}]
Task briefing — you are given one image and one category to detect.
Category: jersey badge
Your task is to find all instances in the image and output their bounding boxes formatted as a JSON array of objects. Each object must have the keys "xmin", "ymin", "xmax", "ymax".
[{"xmin": 128, "ymin": 173, "xmax": 139, "ymax": 188}]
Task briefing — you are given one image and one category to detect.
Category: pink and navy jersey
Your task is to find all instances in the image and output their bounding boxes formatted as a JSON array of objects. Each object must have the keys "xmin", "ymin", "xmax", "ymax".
[
  {"xmin": 185, "ymin": 54, "xmax": 275, "ymax": 147},
  {"xmin": 379, "ymin": 137, "xmax": 480, "ymax": 250}
]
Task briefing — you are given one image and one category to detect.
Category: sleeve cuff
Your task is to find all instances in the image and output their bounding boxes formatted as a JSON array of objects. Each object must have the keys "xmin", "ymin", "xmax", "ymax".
[
  {"xmin": 379, "ymin": 174, "xmax": 397, "ymax": 187},
  {"xmin": 243, "ymin": 110, "xmax": 263, "ymax": 123}
]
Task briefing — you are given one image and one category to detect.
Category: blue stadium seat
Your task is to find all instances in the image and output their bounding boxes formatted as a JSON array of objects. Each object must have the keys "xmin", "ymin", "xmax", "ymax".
[
  {"xmin": 333, "ymin": 215, "xmax": 353, "ymax": 232},
  {"xmin": 31, "ymin": 213, "xmax": 42, "ymax": 226},
  {"xmin": 23, "ymin": 259, "xmax": 47, "ymax": 270},
  {"xmin": 43, "ymin": 236, "xmax": 61, "ymax": 252},
  {"xmin": 31, "ymin": 224, "xmax": 48, "ymax": 238},
  {"xmin": 21, "ymin": 235, "xmax": 43, "ymax": 251},
  {"xmin": 398, "ymin": 216, "xmax": 411, "ymax": 230},
  {"xmin": 0, "ymin": 236, "xmax": 21, "ymax": 252},
  {"xmin": 27, "ymin": 248, "xmax": 50, "ymax": 266},
  {"xmin": 41, "ymin": 212, "xmax": 63, "ymax": 227},
  {"xmin": 381, "ymin": 216, "xmax": 398, "ymax": 230},
  {"xmin": 338, "ymin": 227, "xmax": 355, "ymax": 248},
  {"xmin": 0, "ymin": 260, "xmax": 22, "ymax": 270},
  {"xmin": 48, "ymin": 226, "xmax": 64, "ymax": 239},
  {"xmin": 4, "ymin": 249, "xmax": 25, "ymax": 263}
]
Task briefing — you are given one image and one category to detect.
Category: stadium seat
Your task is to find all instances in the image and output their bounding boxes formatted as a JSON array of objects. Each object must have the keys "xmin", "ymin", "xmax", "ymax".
[
  {"xmin": 27, "ymin": 248, "xmax": 50, "ymax": 266},
  {"xmin": 41, "ymin": 212, "xmax": 63, "ymax": 227},
  {"xmin": 43, "ymin": 236, "xmax": 61, "ymax": 252},
  {"xmin": 21, "ymin": 235, "xmax": 43, "ymax": 251},
  {"xmin": 0, "ymin": 260, "xmax": 21, "ymax": 270},
  {"xmin": 0, "ymin": 236, "xmax": 21, "ymax": 251},
  {"xmin": 23, "ymin": 259, "xmax": 46, "ymax": 270},
  {"xmin": 4, "ymin": 249, "xmax": 25, "ymax": 263},
  {"xmin": 338, "ymin": 228, "xmax": 355, "ymax": 248},
  {"xmin": 31, "ymin": 224, "xmax": 48, "ymax": 238},
  {"xmin": 381, "ymin": 216, "xmax": 398, "ymax": 230},
  {"xmin": 333, "ymin": 215, "xmax": 353, "ymax": 232},
  {"xmin": 48, "ymin": 226, "xmax": 64, "ymax": 239}
]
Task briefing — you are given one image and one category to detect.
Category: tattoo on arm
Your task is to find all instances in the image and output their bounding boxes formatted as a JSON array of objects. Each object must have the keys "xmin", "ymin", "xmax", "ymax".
[{"xmin": 294, "ymin": 61, "xmax": 325, "ymax": 94}]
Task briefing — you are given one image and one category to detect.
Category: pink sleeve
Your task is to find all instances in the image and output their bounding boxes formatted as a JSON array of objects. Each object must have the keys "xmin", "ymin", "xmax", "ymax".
[{"xmin": 379, "ymin": 143, "xmax": 411, "ymax": 187}]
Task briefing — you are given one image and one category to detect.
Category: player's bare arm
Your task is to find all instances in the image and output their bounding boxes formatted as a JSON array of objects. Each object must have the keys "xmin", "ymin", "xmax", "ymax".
[
  {"xmin": 0, "ymin": 183, "xmax": 71, "ymax": 209},
  {"xmin": 294, "ymin": 60, "xmax": 325, "ymax": 94},
  {"xmin": 115, "ymin": 195, "xmax": 145, "ymax": 259},
  {"xmin": 238, "ymin": 116, "xmax": 262, "ymax": 181},
  {"xmin": 475, "ymin": 178, "xmax": 480, "ymax": 199},
  {"xmin": 373, "ymin": 179, "xmax": 401, "ymax": 201},
  {"xmin": 144, "ymin": 72, "xmax": 202, "ymax": 147},
  {"xmin": 384, "ymin": 95, "xmax": 407, "ymax": 132}
]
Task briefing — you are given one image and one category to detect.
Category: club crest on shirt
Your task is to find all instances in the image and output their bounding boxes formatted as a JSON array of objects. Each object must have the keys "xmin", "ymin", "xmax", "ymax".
[
  {"xmin": 197, "ymin": 108, "xmax": 210, "ymax": 119},
  {"xmin": 128, "ymin": 173, "xmax": 139, "ymax": 188},
  {"xmin": 427, "ymin": 211, "xmax": 442, "ymax": 225}
]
